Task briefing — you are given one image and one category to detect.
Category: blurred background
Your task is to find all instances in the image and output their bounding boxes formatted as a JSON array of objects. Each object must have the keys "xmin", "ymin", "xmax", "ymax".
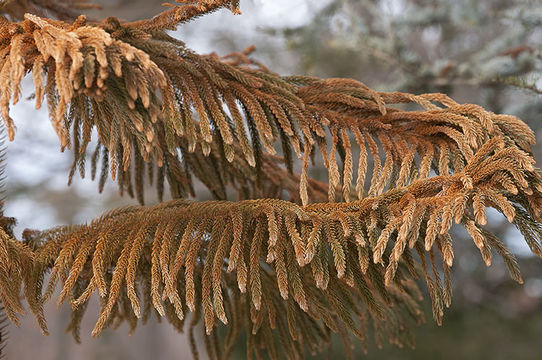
[{"xmin": 4, "ymin": 0, "xmax": 542, "ymax": 358}]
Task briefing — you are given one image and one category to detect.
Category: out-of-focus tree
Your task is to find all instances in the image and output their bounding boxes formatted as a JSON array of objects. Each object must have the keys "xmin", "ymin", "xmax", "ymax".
[{"xmin": 275, "ymin": 0, "xmax": 542, "ymax": 119}]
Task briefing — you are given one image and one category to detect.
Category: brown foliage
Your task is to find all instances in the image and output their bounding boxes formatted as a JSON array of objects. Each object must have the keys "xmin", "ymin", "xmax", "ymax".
[{"xmin": 0, "ymin": 1, "xmax": 542, "ymax": 359}]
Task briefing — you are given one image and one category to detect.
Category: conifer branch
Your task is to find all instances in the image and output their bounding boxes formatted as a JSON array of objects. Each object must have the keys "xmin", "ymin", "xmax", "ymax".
[
  {"xmin": 0, "ymin": 126, "xmax": 34, "ymax": 333},
  {"xmin": 124, "ymin": 0, "xmax": 241, "ymax": 32},
  {"xmin": 0, "ymin": 3, "xmax": 541, "ymax": 359},
  {"xmin": 0, "ymin": 13, "xmax": 535, "ymax": 205},
  {"xmin": 20, "ymin": 136, "xmax": 542, "ymax": 358}
]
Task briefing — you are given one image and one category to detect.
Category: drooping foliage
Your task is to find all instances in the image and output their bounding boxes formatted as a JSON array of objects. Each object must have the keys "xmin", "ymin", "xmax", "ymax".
[
  {"xmin": 1, "ymin": 1, "xmax": 542, "ymax": 359},
  {"xmin": 0, "ymin": 127, "xmax": 34, "ymax": 351}
]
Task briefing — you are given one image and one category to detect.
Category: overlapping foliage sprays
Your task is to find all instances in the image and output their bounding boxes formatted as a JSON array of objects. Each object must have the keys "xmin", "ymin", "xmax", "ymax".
[{"xmin": 1, "ymin": 1, "xmax": 542, "ymax": 359}]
